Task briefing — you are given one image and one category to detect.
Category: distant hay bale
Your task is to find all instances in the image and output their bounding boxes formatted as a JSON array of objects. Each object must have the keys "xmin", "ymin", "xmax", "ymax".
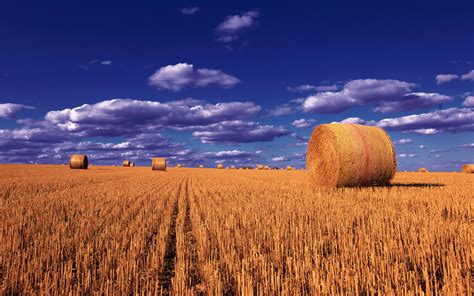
[
  {"xmin": 418, "ymin": 167, "xmax": 428, "ymax": 173},
  {"xmin": 461, "ymin": 164, "xmax": 474, "ymax": 173},
  {"xmin": 286, "ymin": 166, "xmax": 293, "ymax": 171},
  {"xmin": 217, "ymin": 163, "xmax": 223, "ymax": 169},
  {"xmin": 131, "ymin": 163, "xmax": 135, "ymax": 167},
  {"xmin": 256, "ymin": 164, "xmax": 264, "ymax": 170},
  {"xmin": 69, "ymin": 154, "xmax": 88, "ymax": 170},
  {"xmin": 199, "ymin": 164, "xmax": 204, "ymax": 168},
  {"xmin": 307, "ymin": 123, "xmax": 396, "ymax": 187},
  {"xmin": 264, "ymin": 165, "xmax": 270, "ymax": 170},
  {"xmin": 176, "ymin": 164, "xmax": 183, "ymax": 168},
  {"xmin": 123, "ymin": 160, "xmax": 131, "ymax": 167},
  {"xmin": 273, "ymin": 166, "xmax": 279, "ymax": 170},
  {"xmin": 151, "ymin": 157, "xmax": 167, "ymax": 171}
]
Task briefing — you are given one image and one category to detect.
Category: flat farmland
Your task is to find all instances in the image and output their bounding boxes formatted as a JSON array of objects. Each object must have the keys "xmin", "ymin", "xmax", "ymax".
[{"xmin": 1, "ymin": 165, "xmax": 472, "ymax": 295}]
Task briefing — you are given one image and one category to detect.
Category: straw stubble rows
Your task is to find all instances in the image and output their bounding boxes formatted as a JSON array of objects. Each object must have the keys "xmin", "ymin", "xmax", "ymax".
[{"xmin": 1, "ymin": 165, "xmax": 472, "ymax": 294}]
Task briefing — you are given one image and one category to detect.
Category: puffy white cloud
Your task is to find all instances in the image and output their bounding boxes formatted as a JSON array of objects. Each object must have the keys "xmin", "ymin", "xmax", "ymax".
[
  {"xmin": 394, "ymin": 138, "xmax": 414, "ymax": 144},
  {"xmin": 339, "ymin": 117, "xmax": 367, "ymax": 124},
  {"xmin": 45, "ymin": 98, "xmax": 260, "ymax": 136},
  {"xmin": 101, "ymin": 60, "xmax": 112, "ymax": 65},
  {"xmin": 435, "ymin": 74, "xmax": 458, "ymax": 84},
  {"xmin": 180, "ymin": 7, "xmax": 199, "ymax": 15},
  {"xmin": 216, "ymin": 10, "xmax": 259, "ymax": 35},
  {"xmin": 292, "ymin": 118, "xmax": 316, "ymax": 128},
  {"xmin": 462, "ymin": 96, "xmax": 474, "ymax": 107},
  {"xmin": 461, "ymin": 69, "xmax": 474, "ymax": 81},
  {"xmin": 191, "ymin": 120, "xmax": 289, "ymax": 144},
  {"xmin": 0, "ymin": 103, "xmax": 35, "ymax": 118},
  {"xmin": 398, "ymin": 153, "xmax": 416, "ymax": 158},
  {"xmin": 376, "ymin": 108, "xmax": 474, "ymax": 134},
  {"xmin": 419, "ymin": 145, "xmax": 425, "ymax": 149},
  {"xmin": 287, "ymin": 84, "xmax": 338, "ymax": 92},
  {"xmin": 148, "ymin": 63, "xmax": 239, "ymax": 91},
  {"xmin": 302, "ymin": 79, "xmax": 451, "ymax": 113},
  {"xmin": 201, "ymin": 150, "xmax": 254, "ymax": 159},
  {"xmin": 271, "ymin": 152, "xmax": 305, "ymax": 162}
]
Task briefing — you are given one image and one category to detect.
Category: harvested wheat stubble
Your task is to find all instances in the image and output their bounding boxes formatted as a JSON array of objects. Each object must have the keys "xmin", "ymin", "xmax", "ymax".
[
  {"xmin": 419, "ymin": 167, "xmax": 428, "ymax": 173},
  {"xmin": 152, "ymin": 157, "xmax": 167, "ymax": 171},
  {"xmin": 461, "ymin": 164, "xmax": 474, "ymax": 173},
  {"xmin": 69, "ymin": 154, "xmax": 88, "ymax": 169},
  {"xmin": 307, "ymin": 123, "xmax": 396, "ymax": 187},
  {"xmin": 123, "ymin": 160, "xmax": 131, "ymax": 167}
]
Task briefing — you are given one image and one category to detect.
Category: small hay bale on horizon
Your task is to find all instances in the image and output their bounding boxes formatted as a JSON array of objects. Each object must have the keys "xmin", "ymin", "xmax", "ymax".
[
  {"xmin": 286, "ymin": 166, "xmax": 293, "ymax": 171},
  {"xmin": 123, "ymin": 160, "xmax": 131, "ymax": 167},
  {"xmin": 306, "ymin": 123, "xmax": 396, "ymax": 188},
  {"xmin": 461, "ymin": 164, "xmax": 474, "ymax": 173},
  {"xmin": 418, "ymin": 167, "xmax": 428, "ymax": 173},
  {"xmin": 256, "ymin": 164, "xmax": 264, "ymax": 170},
  {"xmin": 176, "ymin": 164, "xmax": 183, "ymax": 168},
  {"xmin": 199, "ymin": 164, "xmax": 204, "ymax": 168},
  {"xmin": 152, "ymin": 157, "xmax": 167, "ymax": 171},
  {"xmin": 217, "ymin": 163, "xmax": 223, "ymax": 169},
  {"xmin": 70, "ymin": 154, "xmax": 88, "ymax": 170}
]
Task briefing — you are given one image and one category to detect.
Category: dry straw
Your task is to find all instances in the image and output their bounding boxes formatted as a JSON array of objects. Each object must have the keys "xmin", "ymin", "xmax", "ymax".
[
  {"xmin": 461, "ymin": 164, "xmax": 473, "ymax": 173},
  {"xmin": 307, "ymin": 123, "xmax": 396, "ymax": 187},
  {"xmin": 69, "ymin": 154, "xmax": 88, "ymax": 170},
  {"xmin": 151, "ymin": 157, "xmax": 167, "ymax": 171},
  {"xmin": 418, "ymin": 167, "xmax": 428, "ymax": 173},
  {"xmin": 217, "ymin": 163, "xmax": 223, "ymax": 169},
  {"xmin": 123, "ymin": 160, "xmax": 131, "ymax": 167}
]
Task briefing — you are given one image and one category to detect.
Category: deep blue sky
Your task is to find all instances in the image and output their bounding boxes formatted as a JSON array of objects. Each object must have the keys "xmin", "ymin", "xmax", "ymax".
[{"xmin": 1, "ymin": 0, "xmax": 473, "ymax": 170}]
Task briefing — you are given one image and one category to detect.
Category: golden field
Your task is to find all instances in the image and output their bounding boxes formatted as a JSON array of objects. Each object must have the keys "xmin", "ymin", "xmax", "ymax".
[{"xmin": 1, "ymin": 165, "xmax": 472, "ymax": 295}]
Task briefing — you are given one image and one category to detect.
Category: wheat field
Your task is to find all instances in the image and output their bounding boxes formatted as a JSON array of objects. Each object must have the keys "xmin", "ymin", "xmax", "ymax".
[{"xmin": 1, "ymin": 165, "xmax": 472, "ymax": 295}]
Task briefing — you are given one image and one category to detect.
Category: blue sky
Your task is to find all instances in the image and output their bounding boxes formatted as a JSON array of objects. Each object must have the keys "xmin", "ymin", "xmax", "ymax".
[{"xmin": 0, "ymin": 0, "xmax": 473, "ymax": 170}]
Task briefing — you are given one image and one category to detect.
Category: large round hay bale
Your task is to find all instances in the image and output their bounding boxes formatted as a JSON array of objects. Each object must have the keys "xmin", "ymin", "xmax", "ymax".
[
  {"xmin": 418, "ymin": 167, "xmax": 428, "ymax": 173},
  {"xmin": 123, "ymin": 160, "xmax": 131, "ymax": 167},
  {"xmin": 217, "ymin": 163, "xmax": 223, "ymax": 169},
  {"xmin": 69, "ymin": 154, "xmax": 88, "ymax": 170},
  {"xmin": 152, "ymin": 157, "xmax": 167, "ymax": 171},
  {"xmin": 462, "ymin": 164, "xmax": 474, "ymax": 173},
  {"xmin": 307, "ymin": 123, "xmax": 396, "ymax": 187}
]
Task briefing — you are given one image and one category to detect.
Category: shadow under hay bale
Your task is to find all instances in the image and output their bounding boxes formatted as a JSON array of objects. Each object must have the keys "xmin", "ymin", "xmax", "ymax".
[
  {"xmin": 307, "ymin": 123, "xmax": 396, "ymax": 188},
  {"xmin": 69, "ymin": 154, "xmax": 88, "ymax": 170}
]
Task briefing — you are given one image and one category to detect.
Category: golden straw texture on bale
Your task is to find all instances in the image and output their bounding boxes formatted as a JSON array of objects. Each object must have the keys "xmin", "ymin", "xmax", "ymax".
[
  {"xmin": 217, "ymin": 163, "xmax": 223, "ymax": 169},
  {"xmin": 151, "ymin": 158, "xmax": 166, "ymax": 171},
  {"xmin": 307, "ymin": 123, "xmax": 396, "ymax": 187},
  {"xmin": 69, "ymin": 154, "xmax": 88, "ymax": 170},
  {"xmin": 418, "ymin": 168, "xmax": 428, "ymax": 173},
  {"xmin": 122, "ymin": 160, "xmax": 131, "ymax": 167},
  {"xmin": 461, "ymin": 164, "xmax": 474, "ymax": 173}
]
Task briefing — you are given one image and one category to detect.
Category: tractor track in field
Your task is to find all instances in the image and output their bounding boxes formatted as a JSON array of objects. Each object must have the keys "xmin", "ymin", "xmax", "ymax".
[
  {"xmin": 157, "ymin": 178, "xmax": 184, "ymax": 294},
  {"xmin": 183, "ymin": 178, "xmax": 204, "ymax": 294}
]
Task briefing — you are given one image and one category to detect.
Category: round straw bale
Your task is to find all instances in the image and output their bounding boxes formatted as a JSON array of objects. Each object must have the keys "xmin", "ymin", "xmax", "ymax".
[
  {"xmin": 307, "ymin": 123, "xmax": 396, "ymax": 187},
  {"xmin": 273, "ymin": 166, "xmax": 279, "ymax": 170},
  {"xmin": 264, "ymin": 165, "xmax": 270, "ymax": 170},
  {"xmin": 123, "ymin": 160, "xmax": 131, "ymax": 167},
  {"xmin": 418, "ymin": 167, "xmax": 428, "ymax": 173},
  {"xmin": 69, "ymin": 154, "xmax": 88, "ymax": 169},
  {"xmin": 131, "ymin": 163, "xmax": 135, "ymax": 167},
  {"xmin": 152, "ymin": 157, "xmax": 167, "ymax": 171},
  {"xmin": 256, "ymin": 164, "xmax": 264, "ymax": 170},
  {"xmin": 199, "ymin": 164, "xmax": 204, "ymax": 168},
  {"xmin": 286, "ymin": 166, "xmax": 293, "ymax": 171},
  {"xmin": 217, "ymin": 163, "xmax": 223, "ymax": 169},
  {"xmin": 176, "ymin": 164, "xmax": 183, "ymax": 168},
  {"xmin": 462, "ymin": 164, "xmax": 474, "ymax": 173}
]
